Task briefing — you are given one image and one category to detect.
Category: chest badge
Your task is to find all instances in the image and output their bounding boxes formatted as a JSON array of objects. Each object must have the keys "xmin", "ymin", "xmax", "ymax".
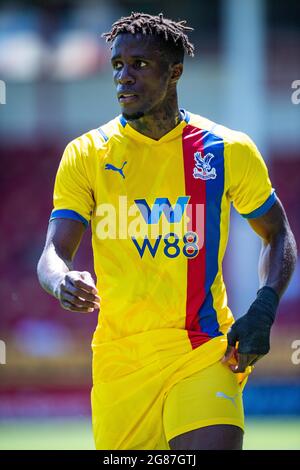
[{"xmin": 193, "ymin": 152, "xmax": 217, "ymax": 180}]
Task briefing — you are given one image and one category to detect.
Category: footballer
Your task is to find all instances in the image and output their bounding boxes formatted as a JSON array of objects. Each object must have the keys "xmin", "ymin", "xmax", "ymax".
[{"xmin": 37, "ymin": 12, "xmax": 297, "ymax": 450}]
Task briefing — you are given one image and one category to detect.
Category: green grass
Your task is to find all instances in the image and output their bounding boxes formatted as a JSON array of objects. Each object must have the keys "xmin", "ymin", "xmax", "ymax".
[
  {"xmin": 243, "ymin": 418, "xmax": 300, "ymax": 450},
  {"xmin": 0, "ymin": 417, "xmax": 299, "ymax": 450},
  {"xmin": 0, "ymin": 418, "xmax": 95, "ymax": 450}
]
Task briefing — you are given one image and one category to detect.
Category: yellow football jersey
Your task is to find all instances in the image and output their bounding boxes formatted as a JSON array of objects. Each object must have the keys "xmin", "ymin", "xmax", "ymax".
[{"xmin": 51, "ymin": 110, "xmax": 275, "ymax": 383}]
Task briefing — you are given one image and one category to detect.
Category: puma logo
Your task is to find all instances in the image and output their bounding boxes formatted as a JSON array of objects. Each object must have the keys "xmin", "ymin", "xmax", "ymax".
[
  {"xmin": 216, "ymin": 391, "xmax": 239, "ymax": 408},
  {"xmin": 105, "ymin": 161, "xmax": 127, "ymax": 179}
]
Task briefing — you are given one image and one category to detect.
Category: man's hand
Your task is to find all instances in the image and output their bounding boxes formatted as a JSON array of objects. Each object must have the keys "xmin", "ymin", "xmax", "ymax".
[
  {"xmin": 54, "ymin": 271, "xmax": 100, "ymax": 313},
  {"xmin": 222, "ymin": 286, "xmax": 279, "ymax": 373},
  {"xmin": 222, "ymin": 317, "xmax": 270, "ymax": 373}
]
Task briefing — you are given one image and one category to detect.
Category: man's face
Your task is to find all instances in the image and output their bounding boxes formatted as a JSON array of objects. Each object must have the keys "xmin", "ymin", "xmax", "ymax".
[{"xmin": 111, "ymin": 33, "xmax": 174, "ymax": 120}]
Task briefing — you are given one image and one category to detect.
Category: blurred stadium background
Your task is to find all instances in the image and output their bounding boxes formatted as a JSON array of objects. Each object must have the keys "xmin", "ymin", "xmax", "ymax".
[{"xmin": 0, "ymin": 0, "xmax": 299, "ymax": 450}]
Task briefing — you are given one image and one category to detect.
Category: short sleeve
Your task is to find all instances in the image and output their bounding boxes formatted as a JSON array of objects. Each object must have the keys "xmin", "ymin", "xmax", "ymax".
[
  {"xmin": 228, "ymin": 132, "xmax": 276, "ymax": 218},
  {"xmin": 50, "ymin": 139, "xmax": 94, "ymax": 227}
]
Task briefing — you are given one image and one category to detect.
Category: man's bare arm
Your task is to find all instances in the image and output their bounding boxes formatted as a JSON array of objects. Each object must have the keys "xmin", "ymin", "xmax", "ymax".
[
  {"xmin": 248, "ymin": 197, "xmax": 297, "ymax": 298},
  {"xmin": 37, "ymin": 218, "xmax": 100, "ymax": 313},
  {"xmin": 223, "ymin": 197, "xmax": 297, "ymax": 372}
]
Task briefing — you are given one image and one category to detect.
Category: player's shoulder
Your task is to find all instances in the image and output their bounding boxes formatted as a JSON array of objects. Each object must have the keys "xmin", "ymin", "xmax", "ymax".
[
  {"xmin": 66, "ymin": 115, "xmax": 122, "ymax": 156},
  {"xmin": 188, "ymin": 111, "xmax": 253, "ymax": 147}
]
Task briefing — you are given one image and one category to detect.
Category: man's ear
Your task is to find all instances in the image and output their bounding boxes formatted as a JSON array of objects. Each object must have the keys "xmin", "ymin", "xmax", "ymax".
[{"xmin": 170, "ymin": 63, "xmax": 183, "ymax": 84}]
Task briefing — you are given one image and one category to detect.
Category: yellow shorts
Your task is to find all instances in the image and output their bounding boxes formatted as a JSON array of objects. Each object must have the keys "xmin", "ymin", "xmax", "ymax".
[
  {"xmin": 91, "ymin": 347, "xmax": 247, "ymax": 450},
  {"xmin": 163, "ymin": 360, "xmax": 245, "ymax": 444}
]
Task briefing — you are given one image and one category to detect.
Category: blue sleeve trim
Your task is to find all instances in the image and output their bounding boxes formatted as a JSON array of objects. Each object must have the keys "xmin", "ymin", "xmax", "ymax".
[
  {"xmin": 50, "ymin": 209, "xmax": 89, "ymax": 227},
  {"xmin": 241, "ymin": 190, "xmax": 276, "ymax": 219},
  {"xmin": 97, "ymin": 127, "xmax": 109, "ymax": 142}
]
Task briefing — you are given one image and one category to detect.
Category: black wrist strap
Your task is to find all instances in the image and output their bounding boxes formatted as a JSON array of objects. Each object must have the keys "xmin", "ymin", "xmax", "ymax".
[{"xmin": 254, "ymin": 286, "xmax": 280, "ymax": 323}]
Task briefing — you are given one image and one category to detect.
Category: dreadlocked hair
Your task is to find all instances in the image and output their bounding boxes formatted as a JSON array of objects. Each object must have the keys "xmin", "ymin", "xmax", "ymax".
[{"xmin": 102, "ymin": 12, "xmax": 194, "ymax": 62}]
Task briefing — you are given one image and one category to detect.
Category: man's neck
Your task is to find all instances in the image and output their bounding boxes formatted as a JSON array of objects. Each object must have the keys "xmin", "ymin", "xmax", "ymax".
[{"xmin": 126, "ymin": 92, "xmax": 182, "ymax": 141}]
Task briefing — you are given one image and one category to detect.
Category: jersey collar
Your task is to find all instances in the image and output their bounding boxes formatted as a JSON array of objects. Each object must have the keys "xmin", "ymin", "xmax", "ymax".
[{"xmin": 118, "ymin": 109, "xmax": 190, "ymax": 145}]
